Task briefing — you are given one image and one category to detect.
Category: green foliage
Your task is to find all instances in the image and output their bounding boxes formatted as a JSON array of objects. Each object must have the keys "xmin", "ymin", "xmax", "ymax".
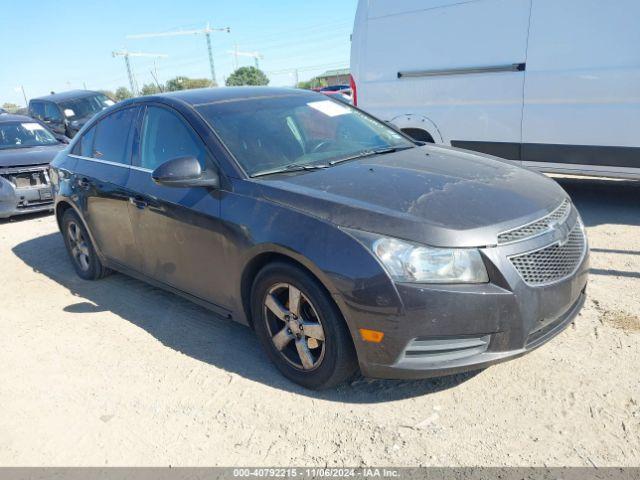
[
  {"xmin": 165, "ymin": 76, "xmax": 214, "ymax": 92},
  {"xmin": 296, "ymin": 78, "xmax": 327, "ymax": 90},
  {"xmin": 140, "ymin": 83, "xmax": 162, "ymax": 96},
  {"xmin": 97, "ymin": 90, "xmax": 116, "ymax": 101},
  {"xmin": 114, "ymin": 87, "xmax": 133, "ymax": 101},
  {"xmin": 1, "ymin": 102, "xmax": 20, "ymax": 113},
  {"xmin": 225, "ymin": 67, "xmax": 270, "ymax": 87}
]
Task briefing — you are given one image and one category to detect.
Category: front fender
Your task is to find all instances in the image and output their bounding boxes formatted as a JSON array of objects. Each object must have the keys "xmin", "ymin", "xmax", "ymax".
[{"xmin": 221, "ymin": 190, "xmax": 404, "ymax": 346}]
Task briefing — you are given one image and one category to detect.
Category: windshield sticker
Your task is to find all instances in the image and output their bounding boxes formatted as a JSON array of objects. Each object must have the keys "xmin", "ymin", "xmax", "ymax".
[
  {"xmin": 64, "ymin": 108, "xmax": 75, "ymax": 117},
  {"xmin": 22, "ymin": 122, "xmax": 46, "ymax": 132},
  {"xmin": 104, "ymin": 99, "xmax": 115, "ymax": 106},
  {"xmin": 307, "ymin": 100, "xmax": 350, "ymax": 117}
]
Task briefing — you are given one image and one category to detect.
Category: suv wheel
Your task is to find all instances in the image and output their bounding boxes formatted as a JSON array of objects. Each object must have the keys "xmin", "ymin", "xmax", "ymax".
[{"xmin": 251, "ymin": 262, "xmax": 358, "ymax": 389}]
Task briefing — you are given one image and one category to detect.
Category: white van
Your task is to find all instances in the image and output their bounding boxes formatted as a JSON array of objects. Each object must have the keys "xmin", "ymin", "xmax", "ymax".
[{"xmin": 350, "ymin": 0, "xmax": 640, "ymax": 179}]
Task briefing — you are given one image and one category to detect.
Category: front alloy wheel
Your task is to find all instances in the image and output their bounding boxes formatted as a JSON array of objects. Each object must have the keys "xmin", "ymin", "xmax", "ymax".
[
  {"xmin": 251, "ymin": 262, "xmax": 358, "ymax": 389},
  {"xmin": 264, "ymin": 283, "xmax": 326, "ymax": 371}
]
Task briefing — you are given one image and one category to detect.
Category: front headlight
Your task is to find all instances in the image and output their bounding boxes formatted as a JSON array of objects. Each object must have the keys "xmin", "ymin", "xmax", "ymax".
[{"xmin": 349, "ymin": 231, "xmax": 489, "ymax": 284}]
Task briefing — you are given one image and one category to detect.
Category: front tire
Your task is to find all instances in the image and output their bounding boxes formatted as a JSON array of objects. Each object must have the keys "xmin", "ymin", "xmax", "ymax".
[
  {"xmin": 251, "ymin": 262, "xmax": 358, "ymax": 389},
  {"xmin": 61, "ymin": 209, "xmax": 110, "ymax": 280}
]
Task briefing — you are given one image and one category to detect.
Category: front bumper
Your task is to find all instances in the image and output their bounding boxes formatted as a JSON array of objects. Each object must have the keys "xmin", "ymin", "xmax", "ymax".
[
  {"xmin": 0, "ymin": 168, "xmax": 54, "ymax": 219},
  {"xmin": 361, "ymin": 288, "xmax": 586, "ymax": 379},
  {"xmin": 345, "ymin": 214, "xmax": 590, "ymax": 380}
]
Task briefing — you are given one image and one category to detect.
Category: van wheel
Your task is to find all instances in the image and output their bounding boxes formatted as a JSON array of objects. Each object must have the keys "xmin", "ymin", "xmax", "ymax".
[
  {"xmin": 401, "ymin": 128, "xmax": 434, "ymax": 143},
  {"xmin": 251, "ymin": 262, "xmax": 358, "ymax": 389},
  {"xmin": 61, "ymin": 210, "xmax": 110, "ymax": 280}
]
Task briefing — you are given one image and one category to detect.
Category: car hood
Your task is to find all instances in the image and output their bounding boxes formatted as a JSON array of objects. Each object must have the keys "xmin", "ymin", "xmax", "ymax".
[
  {"xmin": 0, "ymin": 144, "xmax": 65, "ymax": 168},
  {"xmin": 255, "ymin": 145, "xmax": 569, "ymax": 248}
]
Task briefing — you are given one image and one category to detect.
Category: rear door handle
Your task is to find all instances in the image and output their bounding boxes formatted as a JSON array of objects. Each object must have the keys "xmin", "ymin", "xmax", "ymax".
[{"xmin": 129, "ymin": 196, "xmax": 148, "ymax": 209}]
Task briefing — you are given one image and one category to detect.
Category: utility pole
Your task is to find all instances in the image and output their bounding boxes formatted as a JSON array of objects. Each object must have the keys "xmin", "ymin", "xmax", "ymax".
[
  {"xmin": 227, "ymin": 47, "xmax": 263, "ymax": 70},
  {"xmin": 15, "ymin": 85, "xmax": 28, "ymax": 106},
  {"xmin": 127, "ymin": 23, "xmax": 230, "ymax": 87},
  {"xmin": 204, "ymin": 23, "xmax": 217, "ymax": 84},
  {"xmin": 112, "ymin": 50, "xmax": 168, "ymax": 96}
]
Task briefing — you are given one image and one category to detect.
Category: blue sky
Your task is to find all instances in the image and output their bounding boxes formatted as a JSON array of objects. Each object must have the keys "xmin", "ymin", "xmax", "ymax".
[{"xmin": 0, "ymin": 0, "xmax": 357, "ymax": 106}]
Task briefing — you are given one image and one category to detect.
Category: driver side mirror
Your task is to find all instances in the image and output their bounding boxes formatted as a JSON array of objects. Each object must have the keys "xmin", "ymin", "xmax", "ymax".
[{"xmin": 151, "ymin": 156, "xmax": 220, "ymax": 189}]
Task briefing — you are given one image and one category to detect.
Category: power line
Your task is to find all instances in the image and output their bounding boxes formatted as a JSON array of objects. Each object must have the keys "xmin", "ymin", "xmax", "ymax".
[
  {"xmin": 112, "ymin": 50, "xmax": 168, "ymax": 95},
  {"xmin": 127, "ymin": 22, "xmax": 230, "ymax": 86},
  {"xmin": 228, "ymin": 45, "xmax": 263, "ymax": 69}
]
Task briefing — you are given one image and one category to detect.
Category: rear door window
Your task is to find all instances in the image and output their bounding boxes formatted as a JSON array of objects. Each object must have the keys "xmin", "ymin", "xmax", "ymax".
[{"xmin": 91, "ymin": 107, "xmax": 137, "ymax": 164}]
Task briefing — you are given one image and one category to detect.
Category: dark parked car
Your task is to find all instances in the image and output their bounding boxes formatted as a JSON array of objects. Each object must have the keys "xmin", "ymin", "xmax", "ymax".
[
  {"xmin": 28, "ymin": 90, "xmax": 115, "ymax": 139},
  {"xmin": 0, "ymin": 114, "xmax": 64, "ymax": 218},
  {"xmin": 50, "ymin": 87, "xmax": 589, "ymax": 389}
]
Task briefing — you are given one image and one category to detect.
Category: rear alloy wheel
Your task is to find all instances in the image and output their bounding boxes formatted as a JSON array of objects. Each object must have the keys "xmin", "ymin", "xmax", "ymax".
[
  {"xmin": 67, "ymin": 221, "xmax": 91, "ymax": 272},
  {"xmin": 251, "ymin": 262, "xmax": 358, "ymax": 389},
  {"xmin": 61, "ymin": 210, "xmax": 110, "ymax": 280}
]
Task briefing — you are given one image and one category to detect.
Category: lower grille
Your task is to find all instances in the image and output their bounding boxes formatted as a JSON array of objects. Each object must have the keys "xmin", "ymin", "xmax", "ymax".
[
  {"xmin": 401, "ymin": 335, "xmax": 490, "ymax": 363},
  {"xmin": 510, "ymin": 224, "xmax": 586, "ymax": 286}
]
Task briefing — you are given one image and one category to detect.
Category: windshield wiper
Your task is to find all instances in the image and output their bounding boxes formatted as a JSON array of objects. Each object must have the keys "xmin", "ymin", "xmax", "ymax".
[
  {"xmin": 252, "ymin": 163, "xmax": 330, "ymax": 178},
  {"xmin": 329, "ymin": 145, "xmax": 415, "ymax": 166}
]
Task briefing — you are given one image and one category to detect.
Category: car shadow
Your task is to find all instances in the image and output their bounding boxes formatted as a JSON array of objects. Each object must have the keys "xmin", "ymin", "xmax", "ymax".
[
  {"xmin": 12, "ymin": 232, "xmax": 478, "ymax": 403},
  {"xmin": 554, "ymin": 176, "xmax": 640, "ymax": 227}
]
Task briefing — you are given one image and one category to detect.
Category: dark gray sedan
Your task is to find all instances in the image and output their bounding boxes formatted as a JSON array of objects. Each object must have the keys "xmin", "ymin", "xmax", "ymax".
[
  {"xmin": 49, "ymin": 87, "xmax": 588, "ymax": 389},
  {"xmin": 0, "ymin": 114, "xmax": 64, "ymax": 218}
]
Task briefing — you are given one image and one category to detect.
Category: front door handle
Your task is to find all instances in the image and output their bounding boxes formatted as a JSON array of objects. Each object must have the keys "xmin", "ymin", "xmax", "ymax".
[{"xmin": 129, "ymin": 196, "xmax": 148, "ymax": 209}]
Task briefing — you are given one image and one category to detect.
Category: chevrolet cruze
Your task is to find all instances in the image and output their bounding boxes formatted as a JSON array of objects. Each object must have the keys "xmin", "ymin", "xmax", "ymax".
[{"xmin": 49, "ymin": 87, "xmax": 589, "ymax": 389}]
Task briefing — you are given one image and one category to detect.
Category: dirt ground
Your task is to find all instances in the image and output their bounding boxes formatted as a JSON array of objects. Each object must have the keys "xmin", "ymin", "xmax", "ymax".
[{"xmin": 0, "ymin": 176, "xmax": 638, "ymax": 467}]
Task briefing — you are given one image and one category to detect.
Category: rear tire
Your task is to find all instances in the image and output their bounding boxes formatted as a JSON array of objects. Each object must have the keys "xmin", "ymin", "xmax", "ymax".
[
  {"xmin": 251, "ymin": 262, "xmax": 358, "ymax": 389},
  {"xmin": 61, "ymin": 209, "xmax": 110, "ymax": 280}
]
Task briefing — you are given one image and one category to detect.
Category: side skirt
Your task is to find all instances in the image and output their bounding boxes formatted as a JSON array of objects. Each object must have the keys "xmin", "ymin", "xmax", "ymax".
[{"xmin": 103, "ymin": 258, "xmax": 237, "ymax": 323}]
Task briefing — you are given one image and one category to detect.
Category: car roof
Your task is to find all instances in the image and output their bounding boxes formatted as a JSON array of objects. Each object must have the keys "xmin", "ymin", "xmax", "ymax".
[
  {"xmin": 31, "ymin": 89, "xmax": 102, "ymax": 103},
  {"xmin": 147, "ymin": 86, "xmax": 314, "ymax": 107},
  {"xmin": 0, "ymin": 113, "xmax": 36, "ymax": 124}
]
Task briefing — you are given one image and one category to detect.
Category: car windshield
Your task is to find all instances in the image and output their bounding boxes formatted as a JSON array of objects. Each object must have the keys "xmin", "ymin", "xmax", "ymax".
[
  {"xmin": 60, "ymin": 94, "xmax": 115, "ymax": 121},
  {"xmin": 0, "ymin": 122, "xmax": 59, "ymax": 149},
  {"xmin": 195, "ymin": 93, "xmax": 414, "ymax": 176}
]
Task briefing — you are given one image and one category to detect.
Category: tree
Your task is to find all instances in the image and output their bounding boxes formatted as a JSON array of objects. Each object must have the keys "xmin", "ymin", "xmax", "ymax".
[
  {"xmin": 114, "ymin": 87, "xmax": 133, "ymax": 101},
  {"xmin": 97, "ymin": 90, "xmax": 115, "ymax": 100},
  {"xmin": 225, "ymin": 67, "xmax": 269, "ymax": 87},
  {"xmin": 1, "ymin": 102, "xmax": 20, "ymax": 113},
  {"xmin": 296, "ymin": 77, "xmax": 327, "ymax": 90},
  {"xmin": 140, "ymin": 83, "xmax": 162, "ymax": 96},
  {"xmin": 165, "ymin": 76, "xmax": 214, "ymax": 92}
]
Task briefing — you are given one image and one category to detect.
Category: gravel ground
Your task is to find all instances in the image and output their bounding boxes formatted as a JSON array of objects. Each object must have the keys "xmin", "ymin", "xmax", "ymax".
[{"xmin": 0, "ymin": 176, "xmax": 638, "ymax": 467}]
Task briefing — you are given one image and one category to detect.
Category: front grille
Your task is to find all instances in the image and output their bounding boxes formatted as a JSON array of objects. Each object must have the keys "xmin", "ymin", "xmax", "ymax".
[
  {"xmin": 498, "ymin": 199, "xmax": 571, "ymax": 244},
  {"xmin": 510, "ymin": 224, "xmax": 586, "ymax": 286},
  {"xmin": 0, "ymin": 167, "xmax": 49, "ymax": 189}
]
